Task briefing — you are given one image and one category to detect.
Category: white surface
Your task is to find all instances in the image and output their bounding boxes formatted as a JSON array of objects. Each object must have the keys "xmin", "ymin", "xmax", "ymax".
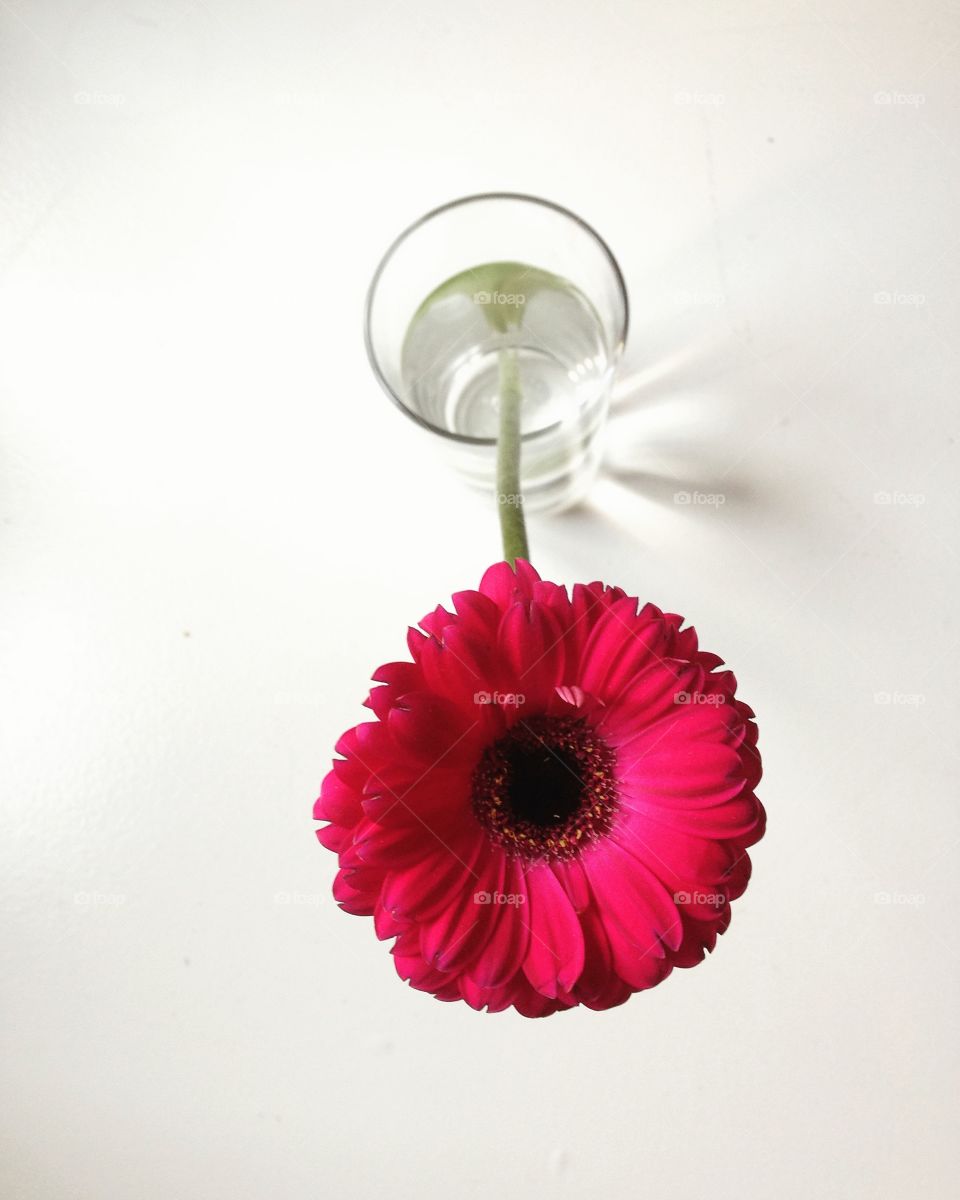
[{"xmin": 2, "ymin": 2, "xmax": 958, "ymax": 1197}]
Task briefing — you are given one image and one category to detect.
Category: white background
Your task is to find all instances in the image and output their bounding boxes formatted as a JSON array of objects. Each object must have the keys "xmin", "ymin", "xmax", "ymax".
[{"xmin": 2, "ymin": 2, "xmax": 958, "ymax": 1197}]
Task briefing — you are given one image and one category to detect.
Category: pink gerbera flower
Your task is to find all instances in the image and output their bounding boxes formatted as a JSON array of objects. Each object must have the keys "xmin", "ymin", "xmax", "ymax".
[{"xmin": 314, "ymin": 559, "xmax": 764, "ymax": 1016}]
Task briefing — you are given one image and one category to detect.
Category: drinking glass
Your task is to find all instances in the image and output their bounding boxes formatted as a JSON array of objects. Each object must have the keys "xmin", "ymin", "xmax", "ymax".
[{"xmin": 364, "ymin": 192, "xmax": 628, "ymax": 512}]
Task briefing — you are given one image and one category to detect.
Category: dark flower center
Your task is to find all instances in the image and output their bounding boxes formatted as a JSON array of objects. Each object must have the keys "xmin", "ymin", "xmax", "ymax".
[
  {"xmin": 505, "ymin": 742, "xmax": 583, "ymax": 827},
  {"xmin": 471, "ymin": 717, "xmax": 618, "ymax": 861}
]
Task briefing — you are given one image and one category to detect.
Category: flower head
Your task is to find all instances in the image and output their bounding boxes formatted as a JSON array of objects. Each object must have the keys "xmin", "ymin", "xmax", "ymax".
[{"xmin": 314, "ymin": 561, "xmax": 764, "ymax": 1016}]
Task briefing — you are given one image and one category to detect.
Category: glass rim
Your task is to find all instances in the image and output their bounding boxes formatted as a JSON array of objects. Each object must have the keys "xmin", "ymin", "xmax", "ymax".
[{"xmin": 363, "ymin": 191, "xmax": 630, "ymax": 446}]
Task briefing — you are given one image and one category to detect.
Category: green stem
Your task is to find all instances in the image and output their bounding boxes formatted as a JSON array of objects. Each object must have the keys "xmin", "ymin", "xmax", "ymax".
[{"xmin": 496, "ymin": 347, "xmax": 529, "ymax": 566}]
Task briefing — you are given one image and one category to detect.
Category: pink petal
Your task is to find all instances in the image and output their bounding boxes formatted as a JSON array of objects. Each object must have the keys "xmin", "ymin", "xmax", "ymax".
[
  {"xmin": 497, "ymin": 600, "xmax": 566, "ymax": 709},
  {"xmin": 580, "ymin": 606, "xmax": 673, "ymax": 700},
  {"xmin": 521, "ymin": 863, "xmax": 585, "ymax": 998},
  {"xmin": 598, "ymin": 660, "xmax": 704, "ymax": 744},
  {"xmin": 313, "ymin": 771, "xmax": 362, "ymax": 825},
  {"xmin": 583, "ymin": 841, "xmax": 683, "ymax": 953},
  {"xmin": 419, "ymin": 847, "xmax": 500, "ymax": 972},
  {"xmin": 380, "ymin": 830, "xmax": 484, "ymax": 922},
  {"xmin": 478, "ymin": 559, "xmax": 542, "ymax": 609},
  {"xmin": 467, "ymin": 856, "xmax": 530, "ymax": 989},
  {"xmin": 387, "ymin": 690, "xmax": 478, "ymax": 764},
  {"xmin": 617, "ymin": 704, "xmax": 747, "ymax": 807}
]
